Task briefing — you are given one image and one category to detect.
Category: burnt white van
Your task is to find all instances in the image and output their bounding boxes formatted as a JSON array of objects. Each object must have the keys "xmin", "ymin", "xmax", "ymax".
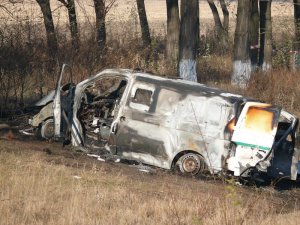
[{"xmin": 32, "ymin": 67, "xmax": 300, "ymax": 180}]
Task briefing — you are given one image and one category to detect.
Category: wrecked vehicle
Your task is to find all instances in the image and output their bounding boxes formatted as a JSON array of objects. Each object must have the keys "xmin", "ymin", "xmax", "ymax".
[
  {"xmin": 28, "ymin": 66, "xmax": 300, "ymax": 181},
  {"xmin": 27, "ymin": 92, "xmax": 55, "ymax": 139},
  {"xmin": 27, "ymin": 66, "xmax": 74, "ymax": 139}
]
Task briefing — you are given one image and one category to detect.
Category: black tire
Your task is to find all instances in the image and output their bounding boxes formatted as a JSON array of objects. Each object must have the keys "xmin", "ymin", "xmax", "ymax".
[
  {"xmin": 175, "ymin": 153, "xmax": 207, "ymax": 176},
  {"xmin": 40, "ymin": 118, "xmax": 54, "ymax": 140}
]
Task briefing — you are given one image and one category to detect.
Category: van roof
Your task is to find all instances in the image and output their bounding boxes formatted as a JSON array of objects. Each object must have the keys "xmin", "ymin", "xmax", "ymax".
[
  {"xmin": 133, "ymin": 71, "xmax": 247, "ymax": 103},
  {"xmin": 94, "ymin": 69, "xmax": 248, "ymax": 103}
]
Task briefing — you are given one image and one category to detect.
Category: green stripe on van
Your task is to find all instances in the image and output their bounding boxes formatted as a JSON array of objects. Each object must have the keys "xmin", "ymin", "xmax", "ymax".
[{"xmin": 234, "ymin": 142, "xmax": 271, "ymax": 151}]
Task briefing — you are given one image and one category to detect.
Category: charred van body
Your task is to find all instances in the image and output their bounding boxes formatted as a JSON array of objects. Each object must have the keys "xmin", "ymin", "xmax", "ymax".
[{"xmin": 29, "ymin": 68, "xmax": 300, "ymax": 180}]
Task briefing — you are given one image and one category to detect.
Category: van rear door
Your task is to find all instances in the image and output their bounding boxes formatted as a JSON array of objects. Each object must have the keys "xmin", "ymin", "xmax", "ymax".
[
  {"xmin": 232, "ymin": 102, "xmax": 280, "ymax": 151},
  {"xmin": 228, "ymin": 102, "xmax": 281, "ymax": 175}
]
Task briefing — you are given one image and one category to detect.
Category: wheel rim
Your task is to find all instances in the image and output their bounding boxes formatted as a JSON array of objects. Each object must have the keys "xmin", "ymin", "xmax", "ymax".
[{"xmin": 182, "ymin": 155, "xmax": 200, "ymax": 174}]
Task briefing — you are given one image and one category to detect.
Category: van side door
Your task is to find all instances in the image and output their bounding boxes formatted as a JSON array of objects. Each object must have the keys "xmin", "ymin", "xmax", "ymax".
[{"xmin": 115, "ymin": 82, "xmax": 171, "ymax": 169}]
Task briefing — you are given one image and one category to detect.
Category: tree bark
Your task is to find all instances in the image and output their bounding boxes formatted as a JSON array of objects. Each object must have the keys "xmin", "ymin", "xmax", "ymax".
[
  {"xmin": 259, "ymin": 0, "xmax": 272, "ymax": 71},
  {"xmin": 207, "ymin": 0, "xmax": 228, "ymax": 50},
  {"xmin": 166, "ymin": 0, "xmax": 180, "ymax": 63},
  {"xmin": 207, "ymin": 0, "xmax": 223, "ymax": 34},
  {"xmin": 36, "ymin": 0, "xmax": 58, "ymax": 57},
  {"xmin": 219, "ymin": 0, "xmax": 229, "ymax": 33},
  {"xmin": 66, "ymin": 0, "xmax": 79, "ymax": 50},
  {"xmin": 136, "ymin": 0, "xmax": 151, "ymax": 46},
  {"xmin": 259, "ymin": 1, "xmax": 266, "ymax": 67},
  {"xmin": 93, "ymin": 0, "xmax": 106, "ymax": 50},
  {"xmin": 294, "ymin": 0, "xmax": 300, "ymax": 69},
  {"xmin": 178, "ymin": 0, "xmax": 199, "ymax": 82},
  {"xmin": 249, "ymin": 0, "xmax": 259, "ymax": 70},
  {"xmin": 295, "ymin": 0, "xmax": 300, "ymax": 49},
  {"xmin": 231, "ymin": 0, "xmax": 251, "ymax": 88},
  {"xmin": 58, "ymin": 0, "xmax": 79, "ymax": 50}
]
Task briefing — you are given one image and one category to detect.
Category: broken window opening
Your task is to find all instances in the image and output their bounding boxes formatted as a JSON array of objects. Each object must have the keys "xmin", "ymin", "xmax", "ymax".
[
  {"xmin": 242, "ymin": 107, "xmax": 275, "ymax": 134},
  {"xmin": 129, "ymin": 88, "xmax": 153, "ymax": 112},
  {"xmin": 78, "ymin": 77, "xmax": 128, "ymax": 149},
  {"xmin": 132, "ymin": 89, "xmax": 152, "ymax": 106}
]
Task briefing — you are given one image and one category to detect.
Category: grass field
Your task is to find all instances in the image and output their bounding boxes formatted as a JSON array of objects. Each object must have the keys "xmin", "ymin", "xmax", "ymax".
[
  {"xmin": 0, "ymin": 137, "xmax": 300, "ymax": 225},
  {"xmin": 1, "ymin": 1, "xmax": 300, "ymax": 224}
]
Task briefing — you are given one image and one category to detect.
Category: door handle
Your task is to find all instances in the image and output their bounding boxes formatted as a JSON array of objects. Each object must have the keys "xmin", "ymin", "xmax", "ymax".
[{"xmin": 120, "ymin": 116, "xmax": 126, "ymax": 121}]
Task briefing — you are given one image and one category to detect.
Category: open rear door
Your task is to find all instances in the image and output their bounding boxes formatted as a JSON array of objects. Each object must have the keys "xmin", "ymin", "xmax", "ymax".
[{"xmin": 227, "ymin": 102, "xmax": 281, "ymax": 176}]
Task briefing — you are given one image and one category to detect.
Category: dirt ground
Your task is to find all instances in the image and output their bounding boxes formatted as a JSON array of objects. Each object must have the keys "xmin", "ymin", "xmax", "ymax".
[{"xmin": 1, "ymin": 123, "xmax": 300, "ymax": 224}]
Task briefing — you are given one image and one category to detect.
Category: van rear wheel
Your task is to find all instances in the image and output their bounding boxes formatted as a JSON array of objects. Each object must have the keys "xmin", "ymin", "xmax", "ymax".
[{"xmin": 176, "ymin": 153, "xmax": 206, "ymax": 176}]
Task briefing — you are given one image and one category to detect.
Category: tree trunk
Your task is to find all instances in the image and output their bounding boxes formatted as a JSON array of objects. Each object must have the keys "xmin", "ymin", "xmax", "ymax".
[
  {"xmin": 231, "ymin": 0, "xmax": 251, "ymax": 88},
  {"xmin": 295, "ymin": 0, "xmax": 300, "ymax": 48},
  {"xmin": 294, "ymin": 0, "xmax": 300, "ymax": 69},
  {"xmin": 219, "ymin": 0, "xmax": 229, "ymax": 33},
  {"xmin": 259, "ymin": 1, "xmax": 266, "ymax": 67},
  {"xmin": 249, "ymin": 0, "xmax": 259, "ymax": 71},
  {"xmin": 36, "ymin": 0, "xmax": 58, "ymax": 57},
  {"xmin": 178, "ymin": 0, "xmax": 199, "ymax": 82},
  {"xmin": 136, "ymin": 0, "xmax": 151, "ymax": 46},
  {"xmin": 66, "ymin": 0, "xmax": 79, "ymax": 50},
  {"xmin": 207, "ymin": 0, "xmax": 223, "ymax": 34},
  {"xmin": 166, "ymin": 0, "xmax": 180, "ymax": 63},
  {"xmin": 207, "ymin": 0, "xmax": 228, "ymax": 50},
  {"xmin": 93, "ymin": 0, "xmax": 106, "ymax": 50},
  {"xmin": 259, "ymin": 0, "xmax": 272, "ymax": 71}
]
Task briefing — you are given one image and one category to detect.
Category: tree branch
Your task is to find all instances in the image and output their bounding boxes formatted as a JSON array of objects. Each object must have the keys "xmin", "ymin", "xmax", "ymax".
[
  {"xmin": 105, "ymin": 0, "xmax": 117, "ymax": 14},
  {"xmin": 0, "ymin": 4, "xmax": 13, "ymax": 17},
  {"xmin": 57, "ymin": 0, "xmax": 68, "ymax": 7}
]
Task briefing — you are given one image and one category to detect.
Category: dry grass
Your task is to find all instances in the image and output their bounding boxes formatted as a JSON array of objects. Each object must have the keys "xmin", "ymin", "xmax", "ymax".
[
  {"xmin": 195, "ymin": 54, "xmax": 300, "ymax": 118},
  {"xmin": 0, "ymin": 139, "xmax": 300, "ymax": 225},
  {"xmin": 1, "ymin": 1, "xmax": 300, "ymax": 224}
]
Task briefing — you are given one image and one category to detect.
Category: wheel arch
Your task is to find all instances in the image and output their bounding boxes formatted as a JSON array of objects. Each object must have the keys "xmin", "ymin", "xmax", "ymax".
[{"xmin": 39, "ymin": 116, "xmax": 54, "ymax": 128}]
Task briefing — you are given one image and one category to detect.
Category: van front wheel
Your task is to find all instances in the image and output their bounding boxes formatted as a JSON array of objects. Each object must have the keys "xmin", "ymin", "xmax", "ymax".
[
  {"xmin": 40, "ymin": 118, "xmax": 54, "ymax": 140},
  {"xmin": 176, "ymin": 153, "xmax": 205, "ymax": 176}
]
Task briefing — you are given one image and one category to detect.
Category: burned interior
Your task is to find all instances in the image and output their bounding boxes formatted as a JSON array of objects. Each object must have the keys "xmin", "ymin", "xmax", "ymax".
[{"xmin": 77, "ymin": 77, "xmax": 128, "ymax": 150}]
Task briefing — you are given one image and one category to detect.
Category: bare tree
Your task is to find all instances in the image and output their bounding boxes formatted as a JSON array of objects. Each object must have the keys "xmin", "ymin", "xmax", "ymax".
[
  {"xmin": 93, "ymin": 0, "xmax": 106, "ymax": 50},
  {"xmin": 92, "ymin": 0, "xmax": 117, "ymax": 50},
  {"xmin": 219, "ymin": 0, "xmax": 229, "ymax": 33},
  {"xmin": 206, "ymin": 0, "xmax": 229, "ymax": 48},
  {"xmin": 259, "ymin": 0, "xmax": 272, "ymax": 71},
  {"xmin": 295, "ymin": 0, "xmax": 300, "ymax": 49},
  {"xmin": 58, "ymin": 0, "xmax": 79, "ymax": 50},
  {"xmin": 207, "ymin": 0, "xmax": 223, "ymax": 35},
  {"xmin": 231, "ymin": 0, "xmax": 251, "ymax": 88},
  {"xmin": 294, "ymin": 0, "xmax": 300, "ymax": 69},
  {"xmin": 249, "ymin": 0, "xmax": 259, "ymax": 70},
  {"xmin": 136, "ymin": 0, "xmax": 151, "ymax": 46},
  {"xmin": 36, "ymin": 0, "xmax": 58, "ymax": 57},
  {"xmin": 166, "ymin": 0, "xmax": 180, "ymax": 62},
  {"xmin": 178, "ymin": 0, "xmax": 199, "ymax": 82}
]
